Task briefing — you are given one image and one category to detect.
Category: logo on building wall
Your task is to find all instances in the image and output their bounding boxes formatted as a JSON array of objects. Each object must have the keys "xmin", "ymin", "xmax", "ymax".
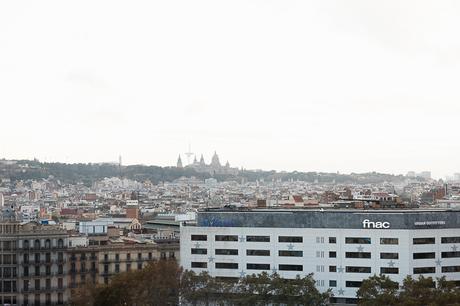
[{"xmin": 362, "ymin": 219, "xmax": 390, "ymax": 229}]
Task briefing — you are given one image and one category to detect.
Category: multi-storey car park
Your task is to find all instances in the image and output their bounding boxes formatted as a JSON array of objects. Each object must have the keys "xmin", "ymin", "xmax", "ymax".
[{"xmin": 180, "ymin": 208, "xmax": 460, "ymax": 304}]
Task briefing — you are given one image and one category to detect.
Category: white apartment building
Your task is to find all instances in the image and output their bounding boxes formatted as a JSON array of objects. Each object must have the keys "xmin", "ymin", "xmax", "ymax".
[{"xmin": 180, "ymin": 208, "xmax": 460, "ymax": 304}]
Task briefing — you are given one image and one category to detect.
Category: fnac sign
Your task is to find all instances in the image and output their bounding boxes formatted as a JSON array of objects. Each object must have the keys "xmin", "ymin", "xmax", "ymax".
[{"xmin": 362, "ymin": 219, "xmax": 390, "ymax": 229}]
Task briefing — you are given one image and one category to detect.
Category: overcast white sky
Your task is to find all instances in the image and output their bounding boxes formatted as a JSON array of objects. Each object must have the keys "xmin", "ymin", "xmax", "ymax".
[{"xmin": 1, "ymin": 1, "xmax": 459, "ymax": 178}]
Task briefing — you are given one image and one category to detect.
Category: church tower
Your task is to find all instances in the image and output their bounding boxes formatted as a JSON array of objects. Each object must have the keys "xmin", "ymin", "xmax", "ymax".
[
  {"xmin": 177, "ymin": 155, "xmax": 183, "ymax": 168},
  {"xmin": 199, "ymin": 154, "xmax": 205, "ymax": 165},
  {"xmin": 211, "ymin": 151, "xmax": 221, "ymax": 167}
]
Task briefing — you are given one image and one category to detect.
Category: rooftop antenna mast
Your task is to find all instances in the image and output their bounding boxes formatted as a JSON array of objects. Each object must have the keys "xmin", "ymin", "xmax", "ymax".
[
  {"xmin": 184, "ymin": 143, "xmax": 194, "ymax": 165},
  {"xmin": 118, "ymin": 155, "xmax": 122, "ymax": 178}
]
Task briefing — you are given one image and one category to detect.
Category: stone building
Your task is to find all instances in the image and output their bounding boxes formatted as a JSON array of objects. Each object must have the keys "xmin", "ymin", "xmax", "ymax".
[
  {"xmin": 0, "ymin": 214, "xmax": 70, "ymax": 306},
  {"xmin": 68, "ymin": 240, "xmax": 179, "ymax": 289}
]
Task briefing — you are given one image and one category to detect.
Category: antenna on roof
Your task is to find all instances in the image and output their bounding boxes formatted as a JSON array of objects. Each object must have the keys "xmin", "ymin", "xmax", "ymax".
[{"xmin": 184, "ymin": 143, "xmax": 194, "ymax": 165}]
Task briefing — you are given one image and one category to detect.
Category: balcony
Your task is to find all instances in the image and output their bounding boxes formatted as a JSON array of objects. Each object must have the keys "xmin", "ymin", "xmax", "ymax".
[
  {"xmin": 21, "ymin": 286, "xmax": 67, "ymax": 293},
  {"xmin": 21, "ymin": 259, "xmax": 67, "ymax": 266},
  {"xmin": 22, "ymin": 272, "xmax": 66, "ymax": 278},
  {"xmin": 18, "ymin": 246, "xmax": 67, "ymax": 253}
]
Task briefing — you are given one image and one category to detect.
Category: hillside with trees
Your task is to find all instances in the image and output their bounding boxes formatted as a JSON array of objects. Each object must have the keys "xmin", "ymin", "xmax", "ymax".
[{"xmin": 0, "ymin": 159, "xmax": 414, "ymax": 186}]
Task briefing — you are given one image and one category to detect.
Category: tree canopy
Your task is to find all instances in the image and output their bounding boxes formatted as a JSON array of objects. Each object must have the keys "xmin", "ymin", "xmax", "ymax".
[
  {"xmin": 357, "ymin": 274, "xmax": 460, "ymax": 306},
  {"xmin": 71, "ymin": 262, "xmax": 331, "ymax": 306}
]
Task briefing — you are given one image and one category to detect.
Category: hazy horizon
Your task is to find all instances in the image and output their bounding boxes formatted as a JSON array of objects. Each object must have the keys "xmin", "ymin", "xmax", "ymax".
[{"xmin": 1, "ymin": 1, "xmax": 459, "ymax": 179}]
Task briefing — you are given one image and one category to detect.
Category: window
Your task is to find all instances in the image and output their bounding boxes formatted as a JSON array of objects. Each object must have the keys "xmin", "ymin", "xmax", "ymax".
[
  {"xmin": 346, "ymin": 266, "xmax": 371, "ymax": 273},
  {"xmin": 346, "ymin": 252, "xmax": 371, "ymax": 259},
  {"xmin": 316, "ymin": 265, "xmax": 325, "ymax": 272},
  {"xmin": 316, "ymin": 237, "xmax": 325, "ymax": 243},
  {"xmin": 24, "ymin": 280, "xmax": 29, "ymax": 291},
  {"xmin": 442, "ymin": 237, "xmax": 460, "ymax": 244},
  {"xmin": 329, "ymin": 237, "xmax": 336, "ymax": 244},
  {"xmin": 279, "ymin": 264, "xmax": 303, "ymax": 271},
  {"xmin": 115, "ymin": 254, "xmax": 120, "ymax": 262},
  {"xmin": 35, "ymin": 279, "xmax": 40, "ymax": 290},
  {"xmin": 346, "ymin": 281, "xmax": 363, "ymax": 288},
  {"xmin": 138, "ymin": 253, "xmax": 142, "ymax": 260},
  {"xmin": 413, "ymin": 238, "xmax": 435, "ymax": 245},
  {"xmin": 45, "ymin": 239, "xmax": 51, "ymax": 249},
  {"xmin": 23, "ymin": 254, "xmax": 29, "ymax": 264},
  {"xmin": 215, "ymin": 249, "xmax": 238, "ymax": 256},
  {"xmin": 380, "ymin": 238, "xmax": 398, "ymax": 245},
  {"xmin": 137, "ymin": 262, "xmax": 142, "ymax": 270},
  {"xmin": 380, "ymin": 253, "xmax": 399, "ymax": 259},
  {"xmin": 329, "ymin": 280, "xmax": 337, "ymax": 287},
  {"xmin": 215, "ymin": 262, "xmax": 238, "ymax": 269},
  {"xmin": 329, "ymin": 251, "xmax": 336, "ymax": 258},
  {"xmin": 413, "ymin": 267, "xmax": 436, "ymax": 274},
  {"xmin": 215, "ymin": 235, "xmax": 238, "ymax": 242},
  {"xmin": 191, "ymin": 262, "xmax": 207, "ymax": 268},
  {"xmin": 35, "ymin": 266, "xmax": 40, "ymax": 276},
  {"xmin": 329, "ymin": 266, "xmax": 336, "ymax": 272},
  {"xmin": 127, "ymin": 253, "xmax": 131, "ymax": 261},
  {"xmin": 278, "ymin": 236, "xmax": 303, "ymax": 243},
  {"xmin": 148, "ymin": 252, "xmax": 152, "ymax": 260},
  {"xmin": 58, "ymin": 278, "xmax": 63, "ymax": 289},
  {"xmin": 34, "ymin": 240, "xmax": 40, "ymax": 249},
  {"xmin": 381, "ymin": 267, "xmax": 399, "ymax": 274},
  {"xmin": 316, "ymin": 251, "xmax": 325, "ymax": 258},
  {"xmin": 58, "ymin": 239, "xmax": 64, "ymax": 248},
  {"xmin": 191, "ymin": 235, "xmax": 207, "ymax": 241},
  {"xmin": 24, "ymin": 266, "xmax": 29, "ymax": 277},
  {"xmin": 191, "ymin": 248, "xmax": 207, "ymax": 255},
  {"xmin": 247, "ymin": 263, "xmax": 270, "ymax": 270},
  {"xmin": 169, "ymin": 252, "xmax": 175, "ymax": 258},
  {"xmin": 115, "ymin": 264, "xmax": 120, "ymax": 273},
  {"xmin": 345, "ymin": 237, "xmax": 371, "ymax": 244},
  {"xmin": 442, "ymin": 266, "xmax": 460, "ymax": 273},
  {"xmin": 23, "ymin": 240, "xmax": 30, "ymax": 249},
  {"xmin": 246, "ymin": 249, "xmax": 270, "ymax": 256},
  {"xmin": 279, "ymin": 250, "xmax": 303, "ymax": 257},
  {"xmin": 442, "ymin": 252, "xmax": 460, "ymax": 258},
  {"xmin": 246, "ymin": 236, "xmax": 270, "ymax": 242},
  {"xmin": 413, "ymin": 252, "xmax": 435, "ymax": 259}
]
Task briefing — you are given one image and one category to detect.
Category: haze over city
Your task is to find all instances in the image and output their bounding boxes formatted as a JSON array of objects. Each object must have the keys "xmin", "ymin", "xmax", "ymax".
[{"xmin": 1, "ymin": 1, "xmax": 460, "ymax": 178}]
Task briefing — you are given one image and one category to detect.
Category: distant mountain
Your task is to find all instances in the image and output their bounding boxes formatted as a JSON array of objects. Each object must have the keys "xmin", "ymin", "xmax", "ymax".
[{"xmin": 0, "ymin": 159, "xmax": 416, "ymax": 186}]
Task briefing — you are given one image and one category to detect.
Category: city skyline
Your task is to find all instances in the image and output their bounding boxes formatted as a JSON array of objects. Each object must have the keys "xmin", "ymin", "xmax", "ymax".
[{"xmin": 2, "ymin": 1, "xmax": 460, "ymax": 179}]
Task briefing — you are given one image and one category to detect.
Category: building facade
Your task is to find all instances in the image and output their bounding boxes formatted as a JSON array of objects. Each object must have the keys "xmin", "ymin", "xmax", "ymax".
[
  {"xmin": 68, "ymin": 242, "xmax": 179, "ymax": 289},
  {"xmin": 0, "ymin": 221, "xmax": 70, "ymax": 306},
  {"xmin": 180, "ymin": 209, "xmax": 460, "ymax": 304}
]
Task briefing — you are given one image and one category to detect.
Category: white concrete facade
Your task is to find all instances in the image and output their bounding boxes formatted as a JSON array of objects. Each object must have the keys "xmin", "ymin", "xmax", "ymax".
[{"xmin": 180, "ymin": 211, "xmax": 460, "ymax": 303}]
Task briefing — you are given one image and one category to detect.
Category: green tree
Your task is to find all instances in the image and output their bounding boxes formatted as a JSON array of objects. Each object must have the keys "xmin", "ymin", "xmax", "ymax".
[
  {"xmin": 70, "ymin": 259, "xmax": 180, "ymax": 306},
  {"xmin": 357, "ymin": 274, "xmax": 400, "ymax": 306},
  {"xmin": 358, "ymin": 275, "xmax": 460, "ymax": 306}
]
